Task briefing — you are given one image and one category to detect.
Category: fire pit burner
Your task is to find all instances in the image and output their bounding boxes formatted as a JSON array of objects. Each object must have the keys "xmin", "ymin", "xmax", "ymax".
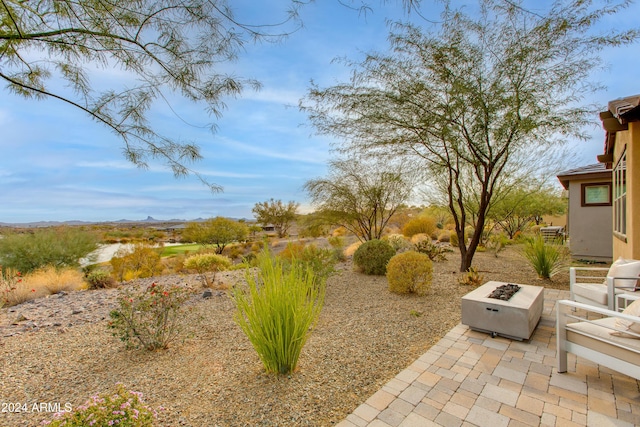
[
  {"xmin": 461, "ymin": 281, "xmax": 544, "ymax": 340},
  {"xmin": 488, "ymin": 283, "xmax": 521, "ymax": 301}
]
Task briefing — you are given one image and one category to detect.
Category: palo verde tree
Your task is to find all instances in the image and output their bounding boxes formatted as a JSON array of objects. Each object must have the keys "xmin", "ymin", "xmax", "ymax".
[
  {"xmin": 304, "ymin": 157, "xmax": 413, "ymax": 241},
  {"xmin": 0, "ymin": 1, "xmax": 310, "ymax": 187},
  {"xmin": 302, "ymin": 0, "xmax": 639, "ymax": 271},
  {"xmin": 182, "ymin": 217, "xmax": 248, "ymax": 254},
  {"xmin": 488, "ymin": 185, "xmax": 566, "ymax": 238},
  {"xmin": 252, "ymin": 199, "xmax": 299, "ymax": 238},
  {"xmin": 0, "ymin": 1, "xmax": 423, "ymax": 187}
]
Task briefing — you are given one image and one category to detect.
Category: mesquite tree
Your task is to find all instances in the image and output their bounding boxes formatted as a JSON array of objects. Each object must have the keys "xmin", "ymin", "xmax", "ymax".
[
  {"xmin": 304, "ymin": 158, "xmax": 413, "ymax": 241},
  {"xmin": 302, "ymin": 0, "xmax": 638, "ymax": 271}
]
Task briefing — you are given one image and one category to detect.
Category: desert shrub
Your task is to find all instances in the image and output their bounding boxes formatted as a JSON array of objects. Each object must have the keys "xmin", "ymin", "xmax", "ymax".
[
  {"xmin": 487, "ymin": 232, "xmax": 510, "ymax": 257},
  {"xmin": 409, "ymin": 233, "xmax": 429, "ymax": 244},
  {"xmin": 278, "ymin": 243, "xmax": 337, "ymax": 285},
  {"xmin": 449, "ymin": 231, "xmax": 459, "ymax": 247},
  {"xmin": 343, "ymin": 241, "xmax": 362, "ymax": 257},
  {"xmin": 430, "ymin": 230, "xmax": 440, "ymax": 240},
  {"xmin": 459, "ymin": 267, "xmax": 484, "ymax": 286},
  {"xmin": 241, "ymin": 253, "xmax": 257, "ymax": 266},
  {"xmin": 530, "ymin": 225, "xmax": 541, "ymax": 235},
  {"xmin": 386, "ymin": 251, "xmax": 433, "ymax": 295},
  {"xmin": 161, "ymin": 254, "xmax": 185, "ymax": 274},
  {"xmin": 327, "ymin": 236, "xmax": 345, "ymax": 249},
  {"xmin": 353, "ymin": 239, "xmax": 396, "ymax": 275},
  {"xmin": 278, "ymin": 242, "xmax": 305, "ymax": 259},
  {"xmin": 41, "ymin": 383, "xmax": 158, "ymax": 426},
  {"xmin": 465, "ymin": 226, "xmax": 475, "ymax": 240},
  {"xmin": 414, "ymin": 240, "xmax": 450, "ymax": 262},
  {"xmin": 1, "ymin": 266, "xmax": 87, "ymax": 306},
  {"xmin": 402, "ymin": 216, "xmax": 437, "ymax": 238},
  {"xmin": 110, "ymin": 244, "xmax": 163, "ymax": 283},
  {"xmin": 85, "ymin": 269, "xmax": 117, "ymax": 289},
  {"xmin": 521, "ymin": 235, "xmax": 568, "ymax": 279},
  {"xmin": 27, "ymin": 266, "xmax": 87, "ymax": 294},
  {"xmin": 233, "ymin": 248, "xmax": 325, "ymax": 374},
  {"xmin": 183, "ymin": 253, "xmax": 232, "ymax": 287},
  {"xmin": 332, "ymin": 227, "xmax": 347, "ymax": 237},
  {"xmin": 383, "ymin": 234, "xmax": 412, "ymax": 253},
  {"xmin": 327, "ymin": 236, "xmax": 347, "ymax": 261},
  {"xmin": 0, "ymin": 227, "xmax": 99, "ymax": 274},
  {"xmin": 109, "ymin": 282, "xmax": 194, "ymax": 350},
  {"xmin": 0, "ymin": 267, "xmax": 25, "ymax": 307},
  {"xmin": 297, "ymin": 221, "xmax": 327, "ymax": 238},
  {"xmin": 226, "ymin": 245, "xmax": 244, "ymax": 260},
  {"xmin": 437, "ymin": 231, "xmax": 450, "ymax": 243}
]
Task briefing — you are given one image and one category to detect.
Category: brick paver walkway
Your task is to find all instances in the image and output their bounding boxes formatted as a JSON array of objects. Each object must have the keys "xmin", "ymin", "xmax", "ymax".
[{"xmin": 338, "ymin": 289, "xmax": 640, "ymax": 427}]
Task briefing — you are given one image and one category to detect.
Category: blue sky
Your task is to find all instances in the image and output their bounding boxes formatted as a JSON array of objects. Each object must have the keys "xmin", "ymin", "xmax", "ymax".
[{"xmin": 1, "ymin": 1, "xmax": 639, "ymax": 224}]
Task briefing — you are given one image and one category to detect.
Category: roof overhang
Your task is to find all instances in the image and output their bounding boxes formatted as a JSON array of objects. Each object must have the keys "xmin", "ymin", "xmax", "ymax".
[{"xmin": 598, "ymin": 94, "xmax": 640, "ymax": 166}]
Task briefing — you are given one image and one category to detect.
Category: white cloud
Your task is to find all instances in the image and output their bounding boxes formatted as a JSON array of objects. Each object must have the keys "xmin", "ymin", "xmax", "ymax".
[
  {"xmin": 217, "ymin": 137, "xmax": 329, "ymax": 165},
  {"xmin": 76, "ymin": 160, "xmax": 137, "ymax": 170}
]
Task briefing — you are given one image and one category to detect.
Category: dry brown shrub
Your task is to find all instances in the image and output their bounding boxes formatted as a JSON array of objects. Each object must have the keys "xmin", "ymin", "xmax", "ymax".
[
  {"xmin": 410, "ymin": 233, "xmax": 430, "ymax": 244},
  {"xmin": 332, "ymin": 227, "xmax": 347, "ymax": 237},
  {"xmin": 1, "ymin": 267, "xmax": 85, "ymax": 307},
  {"xmin": 28, "ymin": 266, "xmax": 87, "ymax": 294},
  {"xmin": 343, "ymin": 242, "xmax": 362, "ymax": 257},
  {"xmin": 438, "ymin": 232, "xmax": 451, "ymax": 243},
  {"xmin": 402, "ymin": 216, "xmax": 437, "ymax": 238}
]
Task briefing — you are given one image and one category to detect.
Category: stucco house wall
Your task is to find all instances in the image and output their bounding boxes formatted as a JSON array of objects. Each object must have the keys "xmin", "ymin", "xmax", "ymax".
[
  {"xmin": 599, "ymin": 95, "xmax": 640, "ymax": 260},
  {"xmin": 557, "ymin": 164, "xmax": 612, "ymax": 262}
]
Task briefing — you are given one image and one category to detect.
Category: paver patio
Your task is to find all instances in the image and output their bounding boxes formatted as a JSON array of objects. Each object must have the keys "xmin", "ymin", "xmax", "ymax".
[{"xmin": 338, "ymin": 289, "xmax": 640, "ymax": 427}]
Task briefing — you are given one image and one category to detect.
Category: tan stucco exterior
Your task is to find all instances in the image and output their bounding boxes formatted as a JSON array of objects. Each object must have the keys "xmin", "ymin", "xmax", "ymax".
[
  {"xmin": 599, "ymin": 95, "xmax": 640, "ymax": 260},
  {"xmin": 612, "ymin": 122, "xmax": 640, "ymax": 259}
]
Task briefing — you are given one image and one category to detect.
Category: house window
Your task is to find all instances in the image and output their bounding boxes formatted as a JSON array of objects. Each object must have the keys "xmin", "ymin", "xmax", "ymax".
[
  {"xmin": 581, "ymin": 183, "xmax": 611, "ymax": 206},
  {"xmin": 613, "ymin": 149, "xmax": 627, "ymax": 239}
]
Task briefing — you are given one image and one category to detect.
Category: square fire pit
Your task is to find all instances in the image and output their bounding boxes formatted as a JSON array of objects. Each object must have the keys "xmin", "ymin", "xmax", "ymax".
[{"xmin": 461, "ymin": 281, "xmax": 544, "ymax": 341}]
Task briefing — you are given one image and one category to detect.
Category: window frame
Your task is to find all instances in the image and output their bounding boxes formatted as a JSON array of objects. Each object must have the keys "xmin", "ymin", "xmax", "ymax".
[
  {"xmin": 613, "ymin": 148, "xmax": 627, "ymax": 241},
  {"xmin": 580, "ymin": 182, "xmax": 612, "ymax": 207}
]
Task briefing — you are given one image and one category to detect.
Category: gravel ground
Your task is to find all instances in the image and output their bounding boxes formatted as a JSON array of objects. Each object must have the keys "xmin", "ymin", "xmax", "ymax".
[{"xmin": 0, "ymin": 246, "xmax": 569, "ymax": 427}]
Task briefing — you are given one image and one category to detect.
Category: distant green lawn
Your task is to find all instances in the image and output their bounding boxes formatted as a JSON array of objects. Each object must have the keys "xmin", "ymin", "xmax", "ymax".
[{"xmin": 161, "ymin": 244, "xmax": 202, "ymax": 257}]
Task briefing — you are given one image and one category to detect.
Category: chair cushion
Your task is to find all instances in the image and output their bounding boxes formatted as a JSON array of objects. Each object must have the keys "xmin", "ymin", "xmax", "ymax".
[
  {"xmin": 608, "ymin": 258, "xmax": 640, "ymax": 290},
  {"xmin": 612, "ymin": 299, "xmax": 640, "ymax": 338},
  {"xmin": 572, "ymin": 283, "xmax": 610, "ymax": 306},
  {"xmin": 567, "ymin": 317, "xmax": 640, "ymax": 364}
]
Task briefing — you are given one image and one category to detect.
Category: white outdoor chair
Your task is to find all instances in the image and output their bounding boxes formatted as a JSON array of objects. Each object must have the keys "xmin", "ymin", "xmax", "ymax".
[{"xmin": 570, "ymin": 259, "xmax": 640, "ymax": 311}]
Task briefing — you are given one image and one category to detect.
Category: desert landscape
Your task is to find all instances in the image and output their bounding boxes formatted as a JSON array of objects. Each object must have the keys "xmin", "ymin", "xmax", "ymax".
[{"xmin": 0, "ymin": 244, "xmax": 570, "ymax": 427}]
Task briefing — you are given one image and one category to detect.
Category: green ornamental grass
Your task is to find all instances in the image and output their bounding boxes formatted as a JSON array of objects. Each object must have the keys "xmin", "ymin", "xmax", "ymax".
[
  {"xmin": 522, "ymin": 235, "xmax": 568, "ymax": 279},
  {"xmin": 233, "ymin": 249, "xmax": 325, "ymax": 375}
]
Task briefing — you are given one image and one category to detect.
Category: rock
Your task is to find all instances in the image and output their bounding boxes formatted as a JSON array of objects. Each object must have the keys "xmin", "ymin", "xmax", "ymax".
[
  {"xmin": 12, "ymin": 313, "xmax": 28, "ymax": 324},
  {"xmin": 488, "ymin": 283, "xmax": 521, "ymax": 301},
  {"xmin": 202, "ymin": 289, "xmax": 213, "ymax": 299},
  {"xmin": 71, "ymin": 309, "xmax": 84, "ymax": 315}
]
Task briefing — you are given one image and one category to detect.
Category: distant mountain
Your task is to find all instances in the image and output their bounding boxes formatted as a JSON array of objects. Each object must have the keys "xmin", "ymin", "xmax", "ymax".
[
  {"xmin": 0, "ymin": 217, "xmax": 185, "ymax": 227},
  {"xmin": 0, "ymin": 216, "xmax": 250, "ymax": 227}
]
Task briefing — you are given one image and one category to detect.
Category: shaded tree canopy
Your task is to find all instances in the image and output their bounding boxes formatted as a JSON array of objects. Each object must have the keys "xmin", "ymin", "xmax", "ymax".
[
  {"xmin": 304, "ymin": 157, "xmax": 413, "ymax": 241},
  {"xmin": 302, "ymin": 0, "xmax": 639, "ymax": 271}
]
